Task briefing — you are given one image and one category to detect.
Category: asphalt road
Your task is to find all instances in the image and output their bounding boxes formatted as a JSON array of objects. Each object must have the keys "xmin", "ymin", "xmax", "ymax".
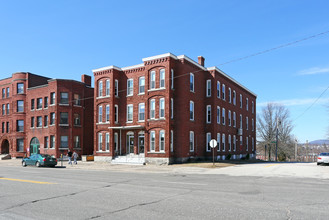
[{"xmin": 0, "ymin": 162, "xmax": 329, "ymax": 220}]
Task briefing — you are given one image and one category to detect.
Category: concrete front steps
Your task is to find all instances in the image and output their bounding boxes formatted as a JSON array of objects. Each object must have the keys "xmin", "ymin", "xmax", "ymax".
[
  {"xmin": 111, "ymin": 154, "xmax": 145, "ymax": 165},
  {"xmin": 0, "ymin": 154, "xmax": 11, "ymax": 160}
]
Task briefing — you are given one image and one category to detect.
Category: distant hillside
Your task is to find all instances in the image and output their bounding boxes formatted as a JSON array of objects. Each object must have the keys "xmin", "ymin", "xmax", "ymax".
[{"xmin": 308, "ymin": 139, "xmax": 329, "ymax": 145}]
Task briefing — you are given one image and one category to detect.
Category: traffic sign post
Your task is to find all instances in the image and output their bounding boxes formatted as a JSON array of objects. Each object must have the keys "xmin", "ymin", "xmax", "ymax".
[{"xmin": 209, "ymin": 139, "xmax": 217, "ymax": 166}]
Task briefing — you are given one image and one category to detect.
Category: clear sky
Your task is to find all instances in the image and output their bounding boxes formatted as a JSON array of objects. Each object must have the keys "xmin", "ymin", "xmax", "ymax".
[{"xmin": 1, "ymin": 0, "xmax": 329, "ymax": 143}]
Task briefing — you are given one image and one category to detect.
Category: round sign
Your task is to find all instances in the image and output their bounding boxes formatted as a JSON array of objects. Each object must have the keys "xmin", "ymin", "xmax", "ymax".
[{"xmin": 209, "ymin": 139, "xmax": 217, "ymax": 148}]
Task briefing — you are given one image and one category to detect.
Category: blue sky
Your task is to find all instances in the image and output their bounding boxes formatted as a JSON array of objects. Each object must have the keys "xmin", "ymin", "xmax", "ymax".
[{"xmin": 1, "ymin": 0, "xmax": 329, "ymax": 143}]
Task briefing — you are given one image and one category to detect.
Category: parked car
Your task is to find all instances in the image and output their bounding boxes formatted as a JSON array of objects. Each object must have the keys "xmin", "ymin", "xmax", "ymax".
[
  {"xmin": 317, "ymin": 152, "xmax": 329, "ymax": 165},
  {"xmin": 22, "ymin": 154, "xmax": 57, "ymax": 167}
]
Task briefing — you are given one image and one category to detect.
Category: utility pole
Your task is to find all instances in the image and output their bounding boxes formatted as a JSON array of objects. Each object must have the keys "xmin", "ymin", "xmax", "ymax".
[
  {"xmin": 275, "ymin": 117, "xmax": 279, "ymax": 162},
  {"xmin": 295, "ymin": 139, "xmax": 298, "ymax": 161}
]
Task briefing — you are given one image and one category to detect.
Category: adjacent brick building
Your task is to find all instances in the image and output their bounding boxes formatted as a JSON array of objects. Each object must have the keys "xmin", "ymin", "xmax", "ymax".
[
  {"xmin": 92, "ymin": 53, "xmax": 256, "ymax": 164},
  {"xmin": 0, "ymin": 72, "xmax": 94, "ymax": 158}
]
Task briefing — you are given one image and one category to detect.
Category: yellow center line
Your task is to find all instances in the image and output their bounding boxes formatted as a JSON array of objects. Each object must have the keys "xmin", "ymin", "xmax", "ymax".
[
  {"xmin": 264, "ymin": 164, "xmax": 278, "ymax": 168},
  {"xmin": 0, "ymin": 177, "xmax": 57, "ymax": 184}
]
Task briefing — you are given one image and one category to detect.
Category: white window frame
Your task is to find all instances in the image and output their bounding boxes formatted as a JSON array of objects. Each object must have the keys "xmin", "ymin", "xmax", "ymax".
[
  {"xmin": 190, "ymin": 73, "xmax": 194, "ymax": 92},
  {"xmin": 217, "ymin": 133, "xmax": 221, "ymax": 152},
  {"xmin": 206, "ymin": 132, "xmax": 211, "ymax": 152},
  {"xmin": 222, "ymin": 134, "xmax": 226, "ymax": 152},
  {"xmin": 150, "ymin": 131, "xmax": 155, "ymax": 152},
  {"xmin": 106, "ymin": 104, "xmax": 110, "ymax": 122},
  {"xmin": 127, "ymin": 104, "xmax": 133, "ymax": 122},
  {"xmin": 233, "ymin": 135, "xmax": 236, "ymax": 152},
  {"xmin": 171, "ymin": 98, "xmax": 174, "ymax": 119},
  {"xmin": 127, "ymin": 79, "xmax": 133, "ymax": 96},
  {"xmin": 246, "ymin": 137, "xmax": 249, "ymax": 151},
  {"xmin": 246, "ymin": 116, "xmax": 249, "ymax": 130},
  {"xmin": 228, "ymin": 88, "xmax": 231, "ymax": 103},
  {"xmin": 98, "ymin": 81, "xmax": 103, "ymax": 97},
  {"xmin": 189, "ymin": 131, "xmax": 194, "ymax": 152},
  {"xmin": 114, "ymin": 132, "xmax": 118, "ymax": 152},
  {"xmin": 228, "ymin": 135, "xmax": 231, "ymax": 151},
  {"xmin": 228, "ymin": 110, "xmax": 231, "ymax": 126},
  {"xmin": 106, "ymin": 79, "xmax": 110, "ymax": 96},
  {"xmin": 139, "ymin": 77, "xmax": 145, "ymax": 94},
  {"xmin": 222, "ymin": 84, "xmax": 226, "ymax": 100},
  {"xmin": 217, "ymin": 81, "xmax": 220, "ymax": 98},
  {"xmin": 246, "ymin": 98, "xmax": 249, "ymax": 111},
  {"xmin": 114, "ymin": 105, "xmax": 118, "ymax": 123},
  {"xmin": 240, "ymin": 94, "xmax": 243, "ymax": 108},
  {"xmin": 138, "ymin": 103, "xmax": 145, "ymax": 122},
  {"xmin": 190, "ymin": 101, "xmax": 194, "ymax": 121},
  {"xmin": 171, "ymin": 69, "xmax": 174, "ymax": 89},
  {"xmin": 150, "ymin": 99, "xmax": 155, "ymax": 119},
  {"xmin": 159, "ymin": 130, "xmax": 165, "ymax": 152},
  {"xmin": 150, "ymin": 71, "xmax": 156, "ymax": 90},
  {"xmin": 98, "ymin": 105, "xmax": 102, "ymax": 123},
  {"xmin": 98, "ymin": 133, "xmax": 102, "ymax": 151},
  {"xmin": 222, "ymin": 108, "xmax": 225, "ymax": 125},
  {"xmin": 252, "ymin": 137, "xmax": 254, "ymax": 151},
  {"xmin": 115, "ymin": 80, "xmax": 119, "ymax": 97},
  {"xmin": 170, "ymin": 130, "xmax": 174, "ymax": 152},
  {"xmin": 252, "ymin": 101, "xmax": 254, "ymax": 114},
  {"xmin": 240, "ymin": 136, "xmax": 243, "ymax": 146},
  {"xmin": 233, "ymin": 112, "xmax": 236, "ymax": 127},
  {"xmin": 206, "ymin": 105, "xmax": 211, "ymax": 124},
  {"xmin": 105, "ymin": 133, "xmax": 110, "ymax": 151},
  {"xmin": 240, "ymin": 114, "xmax": 243, "ymax": 129},
  {"xmin": 159, "ymin": 69, "xmax": 165, "ymax": 88},
  {"xmin": 216, "ymin": 106, "xmax": 220, "ymax": 124},
  {"xmin": 233, "ymin": 90, "xmax": 236, "ymax": 105},
  {"xmin": 159, "ymin": 98, "xmax": 165, "ymax": 119},
  {"xmin": 206, "ymin": 79, "xmax": 211, "ymax": 97},
  {"xmin": 252, "ymin": 118, "xmax": 254, "ymax": 131}
]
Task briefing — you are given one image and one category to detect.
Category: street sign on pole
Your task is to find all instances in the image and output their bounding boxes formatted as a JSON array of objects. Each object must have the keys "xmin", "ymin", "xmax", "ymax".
[{"xmin": 209, "ymin": 139, "xmax": 217, "ymax": 166}]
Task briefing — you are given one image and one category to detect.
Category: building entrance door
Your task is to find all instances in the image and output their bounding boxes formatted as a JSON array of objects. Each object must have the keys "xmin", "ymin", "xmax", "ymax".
[
  {"xmin": 1, "ymin": 139, "xmax": 9, "ymax": 154},
  {"xmin": 127, "ymin": 134, "xmax": 134, "ymax": 154},
  {"xmin": 30, "ymin": 137, "xmax": 40, "ymax": 155},
  {"xmin": 138, "ymin": 135, "xmax": 144, "ymax": 154}
]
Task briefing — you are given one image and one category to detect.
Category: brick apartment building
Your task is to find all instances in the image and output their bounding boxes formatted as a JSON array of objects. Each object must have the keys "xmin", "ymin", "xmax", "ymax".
[
  {"xmin": 93, "ymin": 53, "xmax": 256, "ymax": 164},
  {"xmin": 0, "ymin": 72, "xmax": 94, "ymax": 158}
]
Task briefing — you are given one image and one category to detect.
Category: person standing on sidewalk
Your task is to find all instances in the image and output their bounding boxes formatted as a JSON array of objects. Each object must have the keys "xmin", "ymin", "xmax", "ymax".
[
  {"xmin": 73, "ymin": 151, "xmax": 78, "ymax": 165},
  {"xmin": 67, "ymin": 150, "xmax": 73, "ymax": 165}
]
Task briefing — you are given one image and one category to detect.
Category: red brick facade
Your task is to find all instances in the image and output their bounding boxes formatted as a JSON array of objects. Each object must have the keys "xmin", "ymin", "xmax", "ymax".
[
  {"xmin": 93, "ymin": 53, "xmax": 256, "ymax": 164},
  {"xmin": 0, "ymin": 72, "xmax": 94, "ymax": 159}
]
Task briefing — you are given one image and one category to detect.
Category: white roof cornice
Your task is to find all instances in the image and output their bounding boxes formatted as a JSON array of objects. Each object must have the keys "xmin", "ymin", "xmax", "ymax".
[
  {"xmin": 207, "ymin": 67, "xmax": 257, "ymax": 97},
  {"xmin": 121, "ymin": 63, "xmax": 144, "ymax": 71},
  {"xmin": 92, "ymin": 65, "xmax": 121, "ymax": 73},
  {"xmin": 142, "ymin": 53, "xmax": 178, "ymax": 62}
]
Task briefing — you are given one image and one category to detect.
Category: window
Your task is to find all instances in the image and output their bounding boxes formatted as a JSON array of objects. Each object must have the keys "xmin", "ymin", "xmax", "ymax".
[
  {"xmin": 228, "ymin": 110, "xmax": 231, "ymax": 126},
  {"xmin": 17, "ymin": 120, "xmax": 24, "ymax": 132},
  {"xmin": 2, "ymin": 88, "xmax": 5, "ymax": 99},
  {"xmin": 114, "ymin": 80, "xmax": 118, "ymax": 97},
  {"xmin": 2, "ymin": 104, "xmax": 5, "ymax": 115},
  {"xmin": 246, "ymin": 117, "xmax": 249, "ymax": 130},
  {"xmin": 74, "ymin": 136, "xmax": 80, "ymax": 148},
  {"xmin": 127, "ymin": 104, "xmax": 133, "ymax": 122},
  {"xmin": 206, "ymin": 132, "xmax": 211, "ymax": 152},
  {"xmin": 60, "ymin": 92, "xmax": 69, "ymax": 104},
  {"xmin": 6, "ymin": 87, "xmax": 9, "ymax": 98},
  {"xmin": 189, "ymin": 131, "xmax": 194, "ymax": 152},
  {"xmin": 60, "ymin": 136, "xmax": 68, "ymax": 148},
  {"xmin": 74, "ymin": 114, "xmax": 81, "ymax": 126},
  {"xmin": 159, "ymin": 69, "xmax": 165, "ymax": 88},
  {"xmin": 6, "ymin": 103, "xmax": 9, "ymax": 115},
  {"xmin": 150, "ymin": 71, "xmax": 156, "ymax": 89},
  {"xmin": 222, "ymin": 134, "xmax": 225, "ymax": 151},
  {"xmin": 31, "ymin": 117, "xmax": 35, "ymax": 128},
  {"xmin": 228, "ymin": 135, "xmax": 231, "ymax": 151},
  {"xmin": 114, "ymin": 133, "xmax": 118, "ymax": 152},
  {"xmin": 17, "ymin": 83, "xmax": 24, "ymax": 94},
  {"xmin": 190, "ymin": 73, "xmax": 194, "ymax": 92},
  {"xmin": 106, "ymin": 80, "xmax": 110, "ymax": 96},
  {"xmin": 31, "ymin": 99, "xmax": 35, "ymax": 110},
  {"xmin": 1, "ymin": 122, "xmax": 4, "ymax": 133},
  {"xmin": 50, "ymin": 112, "xmax": 55, "ymax": 125},
  {"xmin": 73, "ymin": 94, "xmax": 81, "ymax": 106},
  {"xmin": 17, "ymin": 100, "xmax": 24, "ymax": 112},
  {"xmin": 222, "ymin": 108, "xmax": 225, "ymax": 125},
  {"xmin": 37, "ymin": 116, "xmax": 42, "ymax": 127},
  {"xmin": 170, "ymin": 130, "xmax": 174, "ymax": 152},
  {"xmin": 50, "ymin": 135, "xmax": 55, "ymax": 148},
  {"xmin": 159, "ymin": 98, "xmax": 165, "ymax": 118},
  {"xmin": 171, "ymin": 98, "xmax": 174, "ymax": 119},
  {"xmin": 217, "ymin": 106, "xmax": 220, "ymax": 124},
  {"xmin": 114, "ymin": 105, "xmax": 118, "ymax": 123},
  {"xmin": 44, "ymin": 137, "xmax": 49, "ymax": 149},
  {"xmin": 252, "ymin": 137, "xmax": 254, "ymax": 151},
  {"xmin": 217, "ymin": 81, "xmax": 220, "ymax": 98},
  {"xmin": 233, "ymin": 135, "xmax": 236, "ymax": 151},
  {"xmin": 44, "ymin": 115, "xmax": 48, "ymax": 127},
  {"xmin": 190, "ymin": 101, "xmax": 194, "ymax": 121},
  {"xmin": 252, "ymin": 101, "xmax": 255, "ymax": 114},
  {"xmin": 127, "ymin": 79, "xmax": 133, "ymax": 96},
  {"xmin": 50, "ymin": 92, "xmax": 55, "ymax": 105},
  {"xmin": 139, "ymin": 77, "xmax": 145, "ymax": 94},
  {"xmin": 171, "ymin": 69, "xmax": 174, "ymax": 89},
  {"xmin": 228, "ymin": 88, "xmax": 231, "ymax": 103},
  {"xmin": 246, "ymin": 137, "xmax": 249, "ymax": 151},
  {"xmin": 240, "ymin": 94, "xmax": 243, "ymax": 108},
  {"xmin": 246, "ymin": 98, "xmax": 249, "ymax": 111},
  {"xmin": 6, "ymin": 122, "xmax": 9, "ymax": 133},
  {"xmin": 98, "ymin": 81, "xmax": 103, "ymax": 97},
  {"xmin": 217, "ymin": 133, "xmax": 221, "ymax": 152},
  {"xmin": 37, "ymin": 98, "xmax": 42, "ymax": 109},
  {"xmin": 240, "ymin": 114, "xmax": 243, "ymax": 129},
  {"xmin": 138, "ymin": 103, "xmax": 145, "ymax": 121},
  {"xmin": 98, "ymin": 105, "xmax": 103, "ymax": 123},
  {"xmin": 206, "ymin": 105, "xmax": 211, "ymax": 123},
  {"xmin": 240, "ymin": 136, "xmax": 243, "ymax": 146},
  {"xmin": 106, "ymin": 105, "xmax": 110, "ymax": 122},
  {"xmin": 233, "ymin": 90, "xmax": 236, "ymax": 105},
  {"xmin": 206, "ymin": 80, "xmax": 211, "ymax": 97},
  {"xmin": 233, "ymin": 112, "xmax": 236, "ymax": 127},
  {"xmin": 159, "ymin": 130, "xmax": 165, "ymax": 152},
  {"xmin": 44, "ymin": 97, "xmax": 48, "ymax": 108},
  {"xmin": 222, "ymin": 84, "xmax": 226, "ymax": 100},
  {"xmin": 60, "ymin": 112, "xmax": 68, "ymax": 125},
  {"xmin": 17, "ymin": 139, "xmax": 24, "ymax": 152},
  {"xmin": 150, "ymin": 99, "xmax": 155, "ymax": 119},
  {"xmin": 252, "ymin": 118, "xmax": 254, "ymax": 131},
  {"xmin": 150, "ymin": 131, "xmax": 155, "ymax": 152},
  {"xmin": 98, "ymin": 133, "xmax": 102, "ymax": 151},
  {"xmin": 105, "ymin": 133, "xmax": 109, "ymax": 151}
]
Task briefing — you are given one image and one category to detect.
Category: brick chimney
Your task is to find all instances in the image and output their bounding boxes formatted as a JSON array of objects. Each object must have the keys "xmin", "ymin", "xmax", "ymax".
[
  {"xmin": 81, "ymin": 74, "xmax": 91, "ymax": 86},
  {"xmin": 198, "ymin": 56, "xmax": 205, "ymax": 67}
]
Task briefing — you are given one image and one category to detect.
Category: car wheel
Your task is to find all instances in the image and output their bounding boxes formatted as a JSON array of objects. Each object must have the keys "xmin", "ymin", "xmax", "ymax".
[
  {"xmin": 22, "ymin": 161, "xmax": 27, "ymax": 167},
  {"xmin": 50, "ymin": 165, "xmax": 55, "ymax": 168},
  {"xmin": 317, "ymin": 163, "xmax": 320, "ymax": 166},
  {"xmin": 36, "ymin": 161, "xmax": 40, "ymax": 167}
]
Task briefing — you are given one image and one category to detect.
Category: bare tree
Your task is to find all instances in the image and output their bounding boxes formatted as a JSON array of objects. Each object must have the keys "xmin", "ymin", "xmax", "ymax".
[{"xmin": 257, "ymin": 103, "xmax": 294, "ymax": 161}]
